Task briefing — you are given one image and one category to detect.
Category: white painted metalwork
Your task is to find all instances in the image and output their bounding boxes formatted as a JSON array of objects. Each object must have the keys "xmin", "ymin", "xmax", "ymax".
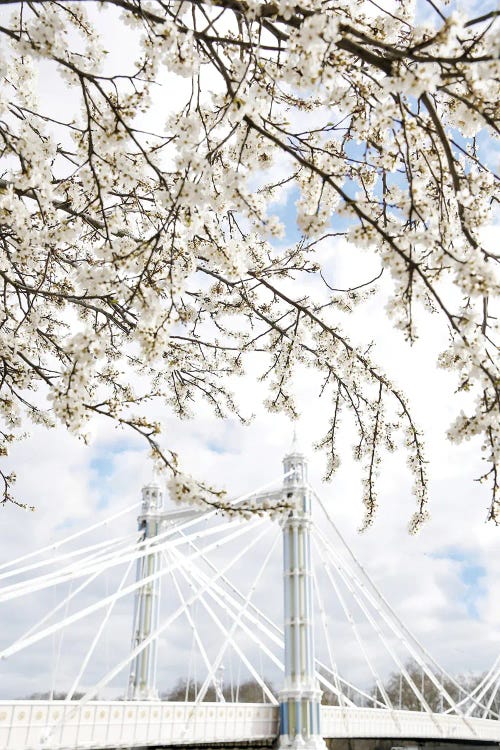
[
  {"xmin": 0, "ymin": 442, "xmax": 499, "ymax": 750},
  {"xmin": 0, "ymin": 701, "xmax": 499, "ymax": 750},
  {"xmin": 0, "ymin": 700, "xmax": 278, "ymax": 750},
  {"xmin": 278, "ymin": 441, "xmax": 326, "ymax": 749},
  {"xmin": 128, "ymin": 483, "xmax": 164, "ymax": 700},
  {"xmin": 320, "ymin": 706, "xmax": 500, "ymax": 742}
]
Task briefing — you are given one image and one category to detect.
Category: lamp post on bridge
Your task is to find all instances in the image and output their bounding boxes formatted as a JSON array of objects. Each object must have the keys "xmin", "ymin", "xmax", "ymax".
[{"xmin": 278, "ymin": 439, "xmax": 326, "ymax": 750}]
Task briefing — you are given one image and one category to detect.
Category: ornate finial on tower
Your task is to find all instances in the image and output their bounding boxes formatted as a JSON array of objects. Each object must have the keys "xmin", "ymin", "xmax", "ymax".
[
  {"xmin": 283, "ymin": 428, "xmax": 307, "ymax": 489},
  {"xmin": 141, "ymin": 480, "xmax": 163, "ymax": 515}
]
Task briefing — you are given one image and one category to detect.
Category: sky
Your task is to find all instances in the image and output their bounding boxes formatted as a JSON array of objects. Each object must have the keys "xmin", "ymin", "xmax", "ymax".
[
  {"xmin": 0, "ymin": 234, "xmax": 498, "ymax": 701},
  {"xmin": 0, "ymin": 0, "xmax": 498, "ymax": 707}
]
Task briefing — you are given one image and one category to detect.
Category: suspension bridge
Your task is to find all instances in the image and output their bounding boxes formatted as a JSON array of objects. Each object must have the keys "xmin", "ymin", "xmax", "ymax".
[{"xmin": 0, "ymin": 440, "xmax": 498, "ymax": 750}]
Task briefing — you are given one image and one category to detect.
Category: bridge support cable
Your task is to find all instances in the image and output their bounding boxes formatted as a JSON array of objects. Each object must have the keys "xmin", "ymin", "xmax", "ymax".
[
  {"xmin": 0, "ymin": 501, "xmax": 142, "ymax": 575},
  {"xmin": 37, "ymin": 517, "xmax": 270, "ymax": 747},
  {"xmin": 314, "ymin": 525, "xmax": 455, "ymax": 715},
  {"xmin": 163, "ymin": 550, "xmax": 225, "ymax": 702},
  {"xmin": 186, "ymin": 600, "xmax": 200, "ymax": 701},
  {"xmin": 0, "ymin": 532, "xmax": 139, "ymax": 585},
  {"xmin": 0, "ymin": 510, "xmax": 224, "ymax": 604},
  {"xmin": 315, "ymin": 523, "xmax": 436, "ymax": 709},
  {"xmin": 470, "ymin": 656, "xmax": 500, "ymax": 717},
  {"xmin": 165, "ymin": 545, "xmax": 356, "ymax": 715},
  {"xmin": 171, "ymin": 581, "xmax": 279, "ymax": 707},
  {"xmin": 50, "ymin": 579, "xmax": 72, "ymax": 703},
  {"xmin": 0, "ymin": 536, "xmax": 140, "ymax": 662},
  {"xmin": 4, "ymin": 533, "xmax": 143, "ymax": 659},
  {"xmin": 314, "ymin": 531, "xmax": 452, "ymax": 735},
  {"xmin": 74, "ymin": 518, "xmax": 269, "ymax": 702},
  {"xmin": 309, "ymin": 569, "xmax": 363, "ymax": 745},
  {"xmin": 0, "ymin": 518, "xmax": 263, "ymax": 660},
  {"xmin": 191, "ymin": 529, "xmax": 281, "ymax": 704},
  {"xmin": 66, "ymin": 558, "xmax": 136, "ymax": 701},
  {"xmin": 1, "ymin": 472, "xmax": 288, "ymax": 605},
  {"xmin": 312, "ymin": 529, "xmax": 395, "ymax": 712},
  {"xmin": 0, "ymin": 532, "xmax": 155, "ymax": 603},
  {"xmin": 313, "ymin": 527, "xmax": 484, "ymax": 738},
  {"xmin": 312, "ymin": 490, "xmax": 483, "ymax": 714},
  {"xmin": 169, "ymin": 549, "xmax": 291, "ymax": 685},
  {"xmin": 0, "ymin": 509, "xmax": 225, "ymax": 604},
  {"xmin": 175, "ymin": 524, "xmax": 286, "ymax": 644},
  {"xmin": 459, "ymin": 657, "xmax": 500, "ymax": 718},
  {"xmin": 313, "ymin": 521, "xmax": 482, "ymax": 726},
  {"xmin": 311, "ymin": 568, "xmax": 349, "ymax": 711},
  {"xmin": 171, "ymin": 523, "xmax": 287, "ymax": 656},
  {"xmin": 171, "ymin": 525, "xmax": 361, "ymax": 711},
  {"xmin": 314, "ymin": 660, "xmax": 387, "ymax": 709},
  {"xmin": 167, "ymin": 524, "xmax": 281, "ymax": 705},
  {"xmin": 481, "ymin": 672, "xmax": 500, "ymax": 719}
]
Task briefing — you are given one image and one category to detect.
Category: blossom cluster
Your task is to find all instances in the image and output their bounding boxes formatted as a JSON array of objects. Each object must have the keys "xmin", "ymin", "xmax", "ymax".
[{"xmin": 0, "ymin": 0, "xmax": 497, "ymax": 524}]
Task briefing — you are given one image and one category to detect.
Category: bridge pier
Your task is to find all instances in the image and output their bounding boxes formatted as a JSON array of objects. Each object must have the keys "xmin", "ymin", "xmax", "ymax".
[{"xmin": 278, "ymin": 441, "xmax": 326, "ymax": 750}]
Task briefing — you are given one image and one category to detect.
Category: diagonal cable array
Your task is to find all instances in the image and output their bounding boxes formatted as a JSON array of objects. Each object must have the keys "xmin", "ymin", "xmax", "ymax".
[
  {"xmin": 311, "ymin": 487, "xmax": 499, "ymax": 722},
  {"xmin": 0, "ymin": 472, "xmax": 289, "ymax": 705},
  {"xmin": 1, "ymin": 468, "xmax": 497, "ymax": 750}
]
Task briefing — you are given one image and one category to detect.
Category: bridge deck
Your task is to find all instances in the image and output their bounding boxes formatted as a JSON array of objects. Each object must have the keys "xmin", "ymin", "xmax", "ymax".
[{"xmin": 0, "ymin": 701, "xmax": 498, "ymax": 749}]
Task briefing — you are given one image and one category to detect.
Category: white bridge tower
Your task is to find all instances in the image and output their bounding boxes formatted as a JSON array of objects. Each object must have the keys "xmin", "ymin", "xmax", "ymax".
[
  {"xmin": 279, "ymin": 440, "xmax": 326, "ymax": 750},
  {"xmin": 127, "ymin": 482, "xmax": 164, "ymax": 700},
  {"xmin": 126, "ymin": 441, "xmax": 327, "ymax": 747}
]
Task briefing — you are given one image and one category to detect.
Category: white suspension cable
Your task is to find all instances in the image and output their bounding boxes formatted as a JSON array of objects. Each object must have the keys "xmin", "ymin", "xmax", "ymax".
[
  {"xmin": 315, "ymin": 671, "xmax": 356, "ymax": 707},
  {"xmin": 40, "ymin": 517, "xmax": 270, "ymax": 746},
  {"xmin": 0, "ymin": 532, "xmax": 137, "ymax": 584},
  {"xmin": 315, "ymin": 660, "xmax": 384, "ymax": 708},
  {"xmin": 315, "ymin": 526, "xmax": 448, "ymax": 728},
  {"xmin": 0, "ymin": 519, "xmax": 259, "ymax": 659},
  {"xmin": 0, "ymin": 533, "xmax": 149, "ymax": 603},
  {"xmin": 230, "ymin": 470, "xmax": 294, "ymax": 507},
  {"xmin": 481, "ymin": 673, "xmax": 500, "ymax": 719},
  {"xmin": 175, "ymin": 526, "xmax": 285, "ymax": 653},
  {"xmin": 187, "ymin": 525, "xmax": 280, "ymax": 704},
  {"xmin": 170, "ymin": 545, "xmax": 278, "ymax": 707},
  {"xmin": 2, "ymin": 475, "xmax": 286, "ymax": 603},
  {"xmin": 0, "ymin": 502, "xmax": 142, "ymax": 573},
  {"xmin": 66, "ymin": 558, "xmax": 135, "ymax": 701},
  {"xmin": 314, "ymin": 521, "xmax": 470, "ymax": 719},
  {"xmin": 170, "ymin": 539, "xmax": 284, "ymax": 675},
  {"xmin": 313, "ymin": 489, "xmax": 471, "ymax": 699},
  {"xmin": 314, "ymin": 522, "xmax": 483, "ymax": 738},
  {"xmin": 311, "ymin": 566, "xmax": 348, "ymax": 709},
  {"xmin": 13, "ymin": 534, "xmax": 143, "ymax": 650},
  {"xmin": 312, "ymin": 529, "xmax": 394, "ymax": 710},
  {"xmin": 315, "ymin": 531, "xmax": 447, "ymax": 735},
  {"xmin": 0, "ymin": 515, "xmax": 243, "ymax": 604},
  {"xmin": 464, "ymin": 659, "xmax": 500, "ymax": 717},
  {"xmin": 163, "ymin": 551, "xmax": 224, "ymax": 702}
]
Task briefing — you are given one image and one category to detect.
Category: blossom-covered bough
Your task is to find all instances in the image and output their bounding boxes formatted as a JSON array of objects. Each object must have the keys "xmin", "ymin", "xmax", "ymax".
[{"xmin": 0, "ymin": 0, "xmax": 498, "ymax": 527}]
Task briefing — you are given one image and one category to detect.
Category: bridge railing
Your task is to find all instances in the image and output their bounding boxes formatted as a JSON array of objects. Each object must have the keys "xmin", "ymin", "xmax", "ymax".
[
  {"xmin": 0, "ymin": 700, "xmax": 279, "ymax": 750},
  {"xmin": 321, "ymin": 706, "xmax": 500, "ymax": 742},
  {"xmin": 2, "ymin": 700, "xmax": 500, "ymax": 750}
]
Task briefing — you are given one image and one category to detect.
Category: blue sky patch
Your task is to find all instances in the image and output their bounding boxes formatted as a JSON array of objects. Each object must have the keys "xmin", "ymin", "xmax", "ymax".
[
  {"xmin": 89, "ymin": 439, "xmax": 142, "ymax": 509},
  {"xmin": 432, "ymin": 547, "xmax": 486, "ymax": 619}
]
